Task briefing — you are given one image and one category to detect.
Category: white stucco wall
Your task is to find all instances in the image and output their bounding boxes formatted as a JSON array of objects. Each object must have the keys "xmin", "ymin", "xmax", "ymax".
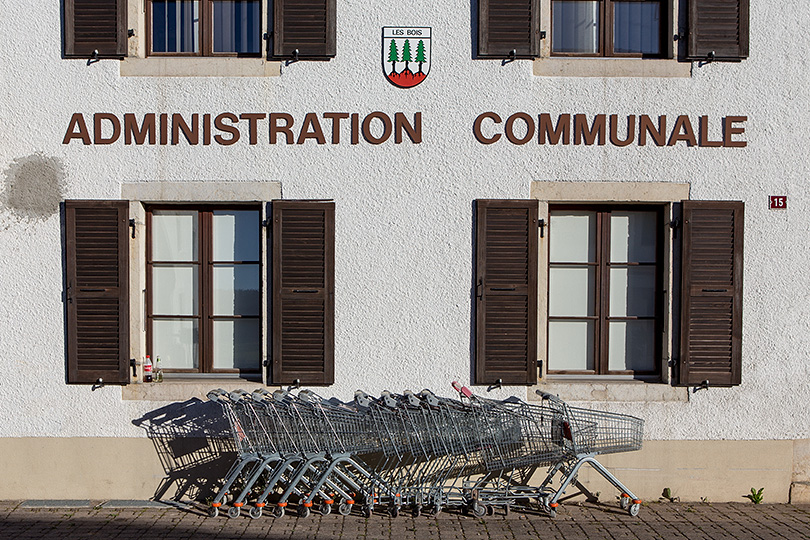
[{"xmin": 0, "ymin": 0, "xmax": 809, "ymax": 443}]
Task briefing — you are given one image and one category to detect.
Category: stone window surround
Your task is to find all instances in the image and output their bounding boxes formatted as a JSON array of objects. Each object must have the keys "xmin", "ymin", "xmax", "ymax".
[
  {"xmin": 529, "ymin": 181, "xmax": 690, "ymax": 403},
  {"xmin": 121, "ymin": 0, "xmax": 281, "ymax": 77},
  {"xmin": 122, "ymin": 181, "xmax": 281, "ymax": 400}
]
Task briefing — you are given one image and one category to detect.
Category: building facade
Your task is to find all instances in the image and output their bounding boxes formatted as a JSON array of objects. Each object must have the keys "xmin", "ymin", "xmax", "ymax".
[{"xmin": 1, "ymin": 0, "xmax": 809, "ymax": 503}]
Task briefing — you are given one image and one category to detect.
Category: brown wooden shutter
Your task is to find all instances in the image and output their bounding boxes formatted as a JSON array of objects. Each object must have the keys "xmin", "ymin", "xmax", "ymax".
[
  {"xmin": 272, "ymin": 201, "xmax": 335, "ymax": 385},
  {"xmin": 273, "ymin": 0, "xmax": 337, "ymax": 59},
  {"xmin": 478, "ymin": 0, "xmax": 540, "ymax": 58},
  {"xmin": 475, "ymin": 200, "xmax": 538, "ymax": 385},
  {"xmin": 686, "ymin": 0, "xmax": 749, "ymax": 61},
  {"xmin": 679, "ymin": 200, "xmax": 743, "ymax": 386},
  {"xmin": 65, "ymin": 200, "xmax": 130, "ymax": 384},
  {"xmin": 64, "ymin": 0, "xmax": 128, "ymax": 59}
]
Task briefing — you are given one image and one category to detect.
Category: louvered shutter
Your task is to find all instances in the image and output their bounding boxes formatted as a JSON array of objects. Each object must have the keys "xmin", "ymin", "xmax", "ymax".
[
  {"xmin": 679, "ymin": 201, "xmax": 743, "ymax": 386},
  {"xmin": 65, "ymin": 200, "xmax": 130, "ymax": 384},
  {"xmin": 273, "ymin": 0, "xmax": 337, "ymax": 59},
  {"xmin": 475, "ymin": 200, "xmax": 538, "ymax": 385},
  {"xmin": 478, "ymin": 0, "xmax": 540, "ymax": 58},
  {"xmin": 272, "ymin": 201, "xmax": 335, "ymax": 385},
  {"xmin": 686, "ymin": 0, "xmax": 749, "ymax": 61},
  {"xmin": 64, "ymin": 0, "xmax": 128, "ymax": 58}
]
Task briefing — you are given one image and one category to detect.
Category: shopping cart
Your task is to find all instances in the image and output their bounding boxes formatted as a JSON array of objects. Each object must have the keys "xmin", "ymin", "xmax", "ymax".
[{"xmin": 205, "ymin": 383, "xmax": 644, "ymax": 519}]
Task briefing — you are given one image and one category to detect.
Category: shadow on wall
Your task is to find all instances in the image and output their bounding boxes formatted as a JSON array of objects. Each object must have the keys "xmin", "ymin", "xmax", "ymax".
[{"xmin": 133, "ymin": 398, "xmax": 237, "ymax": 502}]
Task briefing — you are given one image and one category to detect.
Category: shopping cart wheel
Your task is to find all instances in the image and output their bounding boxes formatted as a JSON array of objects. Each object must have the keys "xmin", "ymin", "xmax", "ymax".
[
  {"xmin": 548, "ymin": 507, "xmax": 557, "ymax": 518},
  {"xmin": 628, "ymin": 503, "xmax": 640, "ymax": 517},
  {"xmin": 486, "ymin": 505, "xmax": 495, "ymax": 516},
  {"xmin": 319, "ymin": 503, "xmax": 332, "ymax": 516},
  {"xmin": 619, "ymin": 495, "xmax": 630, "ymax": 509},
  {"xmin": 362, "ymin": 505, "xmax": 372, "ymax": 518},
  {"xmin": 504, "ymin": 505, "xmax": 510, "ymax": 517},
  {"xmin": 388, "ymin": 506, "xmax": 399, "ymax": 518},
  {"xmin": 432, "ymin": 504, "xmax": 442, "ymax": 515},
  {"xmin": 298, "ymin": 504, "xmax": 311, "ymax": 518},
  {"xmin": 207, "ymin": 506, "xmax": 219, "ymax": 518},
  {"xmin": 249, "ymin": 507, "xmax": 262, "ymax": 519},
  {"xmin": 338, "ymin": 502, "xmax": 353, "ymax": 516},
  {"xmin": 412, "ymin": 505, "xmax": 421, "ymax": 518},
  {"xmin": 272, "ymin": 506, "xmax": 285, "ymax": 519},
  {"xmin": 472, "ymin": 503, "xmax": 486, "ymax": 518},
  {"xmin": 227, "ymin": 506, "xmax": 241, "ymax": 518}
]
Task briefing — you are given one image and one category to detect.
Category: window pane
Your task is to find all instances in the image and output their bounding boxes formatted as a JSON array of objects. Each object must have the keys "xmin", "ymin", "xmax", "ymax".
[
  {"xmin": 549, "ymin": 210, "xmax": 596, "ymax": 263},
  {"xmin": 153, "ymin": 319, "xmax": 199, "ymax": 369},
  {"xmin": 213, "ymin": 1, "xmax": 261, "ymax": 54},
  {"xmin": 609, "ymin": 266, "xmax": 656, "ymax": 317},
  {"xmin": 610, "ymin": 211, "xmax": 657, "ymax": 263},
  {"xmin": 153, "ymin": 265, "xmax": 198, "ymax": 315},
  {"xmin": 549, "ymin": 267, "xmax": 595, "ymax": 316},
  {"xmin": 548, "ymin": 320, "xmax": 594, "ymax": 370},
  {"xmin": 152, "ymin": 210, "xmax": 198, "ymax": 262},
  {"xmin": 213, "ymin": 264, "xmax": 260, "ymax": 316},
  {"xmin": 608, "ymin": 320, "xmax": 655, "ymax": 371},
  {"xmin": 213, "ymin": 319, "xmax": 260, "ymax": 370},
  {"xmin": 613, "ymin": 2, "xmax": 660, "ymax": 54},
  {"xmin": 552, "ymin": 1, "xmax": 599, "ymax": 54},
  {"xmin": 152, "ymin": 1, "xmax": 200, "ymax": 53},
  {"xmin": 212, "ymin": 210, "xmax": 259, "ymax": 261}
]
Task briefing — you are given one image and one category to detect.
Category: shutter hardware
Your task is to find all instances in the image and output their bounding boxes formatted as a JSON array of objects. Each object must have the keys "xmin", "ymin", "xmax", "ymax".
[
  {"xmin": 669, "ymin": 217, "xmax": 680, "ymax": 238},
  {"xmin": 538, "ymin": 218, "xmax": 546, "ymax": 238},
  {"xmin": 692, "ymin": 380, "xmax": 710, "ymax": 393},
  {"xmin": 129, "ymin": 218, "xmax": 136, "ymax": 239},
  {"xmin": 487, "ymin": 379, "xmax": 503, "ymax": 392}
]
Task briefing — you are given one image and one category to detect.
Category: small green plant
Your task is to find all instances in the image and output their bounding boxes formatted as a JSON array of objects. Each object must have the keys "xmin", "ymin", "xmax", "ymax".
[
  {"xmin": 745, "ymin": 487, "xmax": 764, "ymax": 504},
  {"xmin": 700, "ymin": 496, "xmax": 710, "ymax": 503},
  {"xmin": 659, "ymin": 487, "xmax": 679, "ymax": 502}
]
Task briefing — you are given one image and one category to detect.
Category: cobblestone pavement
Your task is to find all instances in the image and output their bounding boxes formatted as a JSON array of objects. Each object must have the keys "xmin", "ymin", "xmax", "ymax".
[{"xmin": 2, "ymin": 500, "xmax": 810, "ymax": 539}]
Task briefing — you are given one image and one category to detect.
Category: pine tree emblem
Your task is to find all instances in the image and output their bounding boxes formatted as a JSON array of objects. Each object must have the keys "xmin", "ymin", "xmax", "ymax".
[{"xmin": 382, "ymin": 28, "xmax": 431, "ymax": 88}]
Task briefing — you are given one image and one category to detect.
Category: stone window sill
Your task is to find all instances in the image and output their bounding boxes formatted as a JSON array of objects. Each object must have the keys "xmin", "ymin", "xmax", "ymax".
[
  {"xmin": 122, "ymin": 378, "xmax": 274, "ymax": 402},
  {"xmin": 120, "ymin": 57, "xmax": 281, "ymax": 77},
  {"xmin": 533, "ymin": 57, "xmax": 691, "ymax": 78},
  {"xmin": 529, "ymin": 378, "xmax": 688, "ymax": 402}
]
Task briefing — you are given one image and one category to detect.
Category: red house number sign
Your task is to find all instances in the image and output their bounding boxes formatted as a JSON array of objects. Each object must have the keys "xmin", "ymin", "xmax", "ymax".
[{"xmin": 769, "ymin": 196, "xmax": 787, "ymax": 209}]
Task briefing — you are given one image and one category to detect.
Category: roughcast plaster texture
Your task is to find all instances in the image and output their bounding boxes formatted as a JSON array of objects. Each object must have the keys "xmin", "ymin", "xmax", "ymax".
[{"xmin": 0, "ymin": 0, "xmax": 808, "ymax": 447}]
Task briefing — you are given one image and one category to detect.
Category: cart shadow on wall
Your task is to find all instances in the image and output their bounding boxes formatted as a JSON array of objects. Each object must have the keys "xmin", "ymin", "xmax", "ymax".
[{"xmin": 133, "ymin": 398, "xmax": 238, "ymax": 503}]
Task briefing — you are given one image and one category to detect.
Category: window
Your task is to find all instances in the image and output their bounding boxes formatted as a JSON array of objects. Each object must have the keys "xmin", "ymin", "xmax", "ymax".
[
  {"xmin": 148, "ymin": 0, "xmax": 262, "ymax": 56},
  {"xmin": 551, "ymin": 0, "xmax": 665, "ymax": 57},
  {"xmin": 547, "ymin": 206, "xmax": 662, "ymax": 375},
  {"xmin": 64, "ymin": 195, "xmax": 335, "ymax": 386},
  {"xmin": 147, "ymin": 206, "xmax": 262, "ymax": 374},
  {"xmin": 476, "ymin": 0, "xmax": 747, "ymax": 63}
]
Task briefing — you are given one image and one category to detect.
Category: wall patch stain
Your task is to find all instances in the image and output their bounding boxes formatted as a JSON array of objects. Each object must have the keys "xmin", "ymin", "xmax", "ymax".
[{"xmin": 2, "ymin": 154, "xmax": 66, "ymax": 221}]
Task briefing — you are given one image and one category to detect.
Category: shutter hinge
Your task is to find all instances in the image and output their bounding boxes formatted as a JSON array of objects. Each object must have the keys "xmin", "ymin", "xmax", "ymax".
[
  {"xmin": 669, "ymin": 217, "xmax": 680, "ymax": 239},
  {"xmin": 262, "ymin": 218, "xmax": 271, "ymax": 229},
  {"xmin": 538, "ymin": 218, "xmax": 546, "ymax": 238},
  {"xmin": 128, "ymin": 29, "xmax": 135, "ymax": 38},
  {"xmin": 539, "ymin": 31, "xmax": 547, "ymax": 40},
  {"xmin": 129, "ymin": 218, "xmax": 136, "ymax": 239}
]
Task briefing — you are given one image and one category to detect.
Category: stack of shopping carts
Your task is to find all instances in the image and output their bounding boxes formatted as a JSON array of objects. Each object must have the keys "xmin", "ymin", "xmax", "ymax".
[{"xmin": 205, "ymin": 384, "xmax": 643, "ymax": 519}]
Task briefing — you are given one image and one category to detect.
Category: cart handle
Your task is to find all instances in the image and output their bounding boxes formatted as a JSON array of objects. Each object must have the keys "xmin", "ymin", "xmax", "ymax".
[
  {"xmin": 206, "ymin": 388, "xmax": 228, "ymax": 401},
  {"xmin": 534, "ymin": 390, "xmax": 560, "ymax": 402},
  {"xmin": 403, "ymin": 389, "xmax": 421, "ymax": 406},
  {"xmin": 451, "ymin": 381, "xmax": 474, "ymax": 399}
]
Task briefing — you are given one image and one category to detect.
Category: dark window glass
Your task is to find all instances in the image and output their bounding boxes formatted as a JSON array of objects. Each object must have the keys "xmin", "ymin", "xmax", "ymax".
[
  {"xmin": 149, "ymin": 0, "xmax": 261, "ymax": 56},
  {"xmin": 552, "ymin": 0, "xmax": 665, "ymax": 57}
]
